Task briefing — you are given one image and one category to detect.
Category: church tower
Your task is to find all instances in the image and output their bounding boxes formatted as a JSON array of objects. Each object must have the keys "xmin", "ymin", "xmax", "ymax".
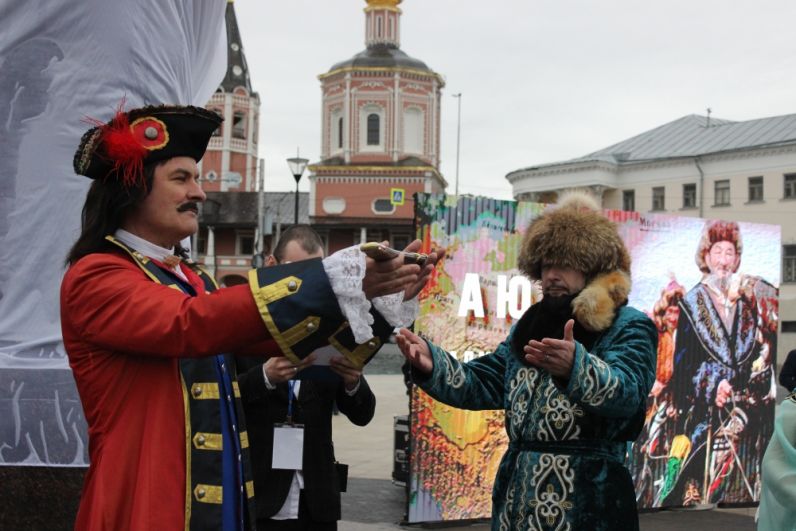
[
  {"xmin": 196, "ymin": 0, "xmax": 262, "ymax": 286},
  {"xmin": 201, "ymin": 0, "xmax": 260, "ymax": 192},
  {"xmin": 310, "ymin": 0, "xmax": 446, "ymax": 253}
]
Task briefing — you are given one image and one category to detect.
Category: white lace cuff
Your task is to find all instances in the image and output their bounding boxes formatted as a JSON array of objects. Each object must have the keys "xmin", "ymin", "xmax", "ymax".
[
  {"xmin": 322, "ymin": 246, "xmax": 374, "ymax": 343},
  {"xmin": 372, "ymin": 293, "xmax": 419, "ymax": 328}
]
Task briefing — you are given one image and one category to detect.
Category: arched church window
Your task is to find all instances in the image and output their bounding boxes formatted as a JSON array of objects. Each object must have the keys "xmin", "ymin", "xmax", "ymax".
[
  {"xmin": 232, "ymin": 112, "xmax": 246, "ymax": 139},
  {"xmin": 367, "ymin": 113, "xmax": 380, "ymax": 145}
]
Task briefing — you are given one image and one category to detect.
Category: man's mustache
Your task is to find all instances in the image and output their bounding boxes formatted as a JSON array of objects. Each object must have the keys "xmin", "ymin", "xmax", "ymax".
[{"xmin": 177, "ymin": 202, "xmax": 199, "ymax": 213}]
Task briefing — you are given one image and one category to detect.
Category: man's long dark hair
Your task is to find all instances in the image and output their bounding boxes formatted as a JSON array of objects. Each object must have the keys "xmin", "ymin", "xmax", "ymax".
[{"xmin": 65, "ymin": 163, "xmax": 157, "ymax": 266}]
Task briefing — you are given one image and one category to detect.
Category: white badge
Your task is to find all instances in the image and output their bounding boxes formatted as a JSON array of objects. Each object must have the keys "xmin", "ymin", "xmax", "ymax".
[{"xmin": 272, "ymin": 424, "xmax": 304, "ymax": 470}]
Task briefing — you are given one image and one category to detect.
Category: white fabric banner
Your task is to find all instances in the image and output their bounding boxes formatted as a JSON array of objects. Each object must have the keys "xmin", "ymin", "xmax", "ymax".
[{"xmin": 0, "ymin": 0, "xmax": 227, "ymax": 465}]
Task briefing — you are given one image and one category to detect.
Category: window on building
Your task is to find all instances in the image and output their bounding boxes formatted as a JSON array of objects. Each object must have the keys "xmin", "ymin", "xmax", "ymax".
[
  {"xmin": 683, "ymin": 183, "xmax": 697, "ymax": 208},
  {"xmin": 322, "ymin": 197, "xmax": 346, "ymax": 215},
  {"xmin": 622, "ymin": 190, "xmax": 635, "ymax": 212},
  {"xmin": 403, "ymin": 107, "xmax": 423, "ymax": 154},
  {"xmin": 785, "ymin": 244, "xmax": 796, "ymax": 283},
  {"xmin": 652, "ymin": 187, "xmax": 665, "ymax": 211},
  {"xmin": 367, "ymin": 113, "xmax": 380, "ymax": 145},
  {"xmin": 372, "ymin": 198, "xmax": 395, "ymax": 214},
  {"xmin": 338, "ymin": 117, "xmax": 343, "ymax": 149},
  {"xmin": 232, "ymin": 112, "xmax": 246, "ymax": 139},
  {"xmin": 783, "ymin": 321, "xmax": 796, "ymax": 333},
  {"xmin": 785, "ymin": 173, "xmax": 796, "ymax": 199},
  {"xmin": 237, "ymin": 231, "xmax": 255, "ymax": 256},
  {"xmin": 748, "ymin": 176, "xmax": 764, "ymax": 202},
  {"xmin": 714, "ymin": 180, "xmax": 730, "ymax": 206}
]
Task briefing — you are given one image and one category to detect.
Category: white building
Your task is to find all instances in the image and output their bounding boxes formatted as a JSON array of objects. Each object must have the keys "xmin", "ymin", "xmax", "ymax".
[{"xmin": 506, "ymin": 112, "xmax": 796, "ymax": 363}]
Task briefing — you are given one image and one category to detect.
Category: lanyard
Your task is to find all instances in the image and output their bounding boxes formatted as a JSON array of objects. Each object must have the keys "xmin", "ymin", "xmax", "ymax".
[{"xmin": 286, "ymin": 380, "xmax": 296, "ymax": 424}]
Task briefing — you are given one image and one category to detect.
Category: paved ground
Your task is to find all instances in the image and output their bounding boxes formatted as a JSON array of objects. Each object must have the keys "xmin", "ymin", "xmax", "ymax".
[{"xmin": 331, "ymin": 345, "xmax": 768, "ymax": 530}]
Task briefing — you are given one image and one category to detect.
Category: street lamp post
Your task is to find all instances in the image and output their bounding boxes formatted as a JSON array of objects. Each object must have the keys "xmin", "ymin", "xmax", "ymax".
[{"xmin": 286, "ymin": 149, "xmax": 309, "ymax": 226}]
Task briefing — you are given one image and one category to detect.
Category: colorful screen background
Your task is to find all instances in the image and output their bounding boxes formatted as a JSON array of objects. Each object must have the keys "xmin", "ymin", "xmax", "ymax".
[{"xmin": 407, "ymin": 193, "xmax": 780, "ymax": 523}]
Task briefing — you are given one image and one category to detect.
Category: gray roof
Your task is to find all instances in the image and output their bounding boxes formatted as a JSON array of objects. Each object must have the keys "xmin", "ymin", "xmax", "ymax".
[
  {"xmin": 263, "ymin": 191, "xmax": 310, "ymax": 225},
  {"xmin": 328, "ymin": 43, "xmax": 432, "ymax": 73},
  {"xmin": 200, "ymin": 192, "xmax": 309, "ymax": 227},
  {"xmin": 510, "ymin": 113, "xmax": 796, "ymax": 173}
]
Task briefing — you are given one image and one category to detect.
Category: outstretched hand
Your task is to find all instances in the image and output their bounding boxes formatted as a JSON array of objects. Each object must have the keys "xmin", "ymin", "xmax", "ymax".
[
  {"xmin": 403, "ymin": 239, "xmax": 446, "ymax": 302},
  {"xmin": 362, "ymin": 241, "xmax": 420, "ymax": 300},
  {"xmin": 361, "ymin": 240, "xmax": 446, "ymax": 301},
  {"xmin": 395, "ymin": 328, "xmax": 433, "ymax": 374},
  {"xmin": 523, "ymin": 318, "xmax": 576, "ymax": 380}
]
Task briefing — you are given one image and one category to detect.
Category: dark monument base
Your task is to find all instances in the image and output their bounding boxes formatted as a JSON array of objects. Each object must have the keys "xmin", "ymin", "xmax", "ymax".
[{"xmin": 0, "ymin": 466, "xmax": 85, "ymax": 531}]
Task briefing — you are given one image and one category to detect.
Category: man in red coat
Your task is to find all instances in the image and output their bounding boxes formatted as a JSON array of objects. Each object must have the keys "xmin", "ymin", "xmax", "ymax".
[{"xmin": 61, "ymin": 104, "xmax": 437, "ymax": 531}]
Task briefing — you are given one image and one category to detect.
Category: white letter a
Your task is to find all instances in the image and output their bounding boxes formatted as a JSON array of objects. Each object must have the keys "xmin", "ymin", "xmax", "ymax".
[{"xmin": 458, "ymin": 273, "xmax": 485, "ymax": 318}]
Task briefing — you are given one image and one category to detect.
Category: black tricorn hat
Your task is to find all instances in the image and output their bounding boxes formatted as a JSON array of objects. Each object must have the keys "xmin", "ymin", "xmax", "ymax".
[{"xmin": 73, "ymin": 104, "xmax": 222, "ymax": 187}]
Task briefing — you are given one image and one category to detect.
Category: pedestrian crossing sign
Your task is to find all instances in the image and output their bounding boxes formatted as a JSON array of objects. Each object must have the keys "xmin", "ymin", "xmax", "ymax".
[{"xmin": 390, "ymin": 188, "xmax": 405, "ymax": 206}]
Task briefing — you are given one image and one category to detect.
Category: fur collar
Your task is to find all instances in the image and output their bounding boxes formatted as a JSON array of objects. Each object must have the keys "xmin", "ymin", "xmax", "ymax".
[{"xmin": 572, "ymin": 270, "xmax": 631, "ymax": 332}]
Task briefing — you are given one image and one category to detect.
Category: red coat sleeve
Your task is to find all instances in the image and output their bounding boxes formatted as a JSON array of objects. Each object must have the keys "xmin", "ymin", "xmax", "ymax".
[{"xmin": 61, "ymin": 253, "xmax": 271, "ymax": 358}]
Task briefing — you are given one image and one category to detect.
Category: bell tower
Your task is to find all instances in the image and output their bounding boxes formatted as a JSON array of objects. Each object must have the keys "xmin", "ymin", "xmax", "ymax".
[
  {"xmin": 201, "ymin": 0, "xmax": 260, "ymax": 193},
  {"xmin": 309, "ymin": 0, "xmax": 446, "ymax": 254}
]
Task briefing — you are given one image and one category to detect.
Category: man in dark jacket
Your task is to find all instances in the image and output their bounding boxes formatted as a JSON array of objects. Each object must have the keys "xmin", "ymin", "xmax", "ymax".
[
  {"xmin": 237, "ymin": 225, "xmax": 381, "ymax": 530},
  {"xmin": 781, "ymin": 349, "xmax": 796, "ymax": 392}
]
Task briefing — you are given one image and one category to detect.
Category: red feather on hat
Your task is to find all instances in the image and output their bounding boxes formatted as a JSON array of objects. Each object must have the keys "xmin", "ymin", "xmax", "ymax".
[{"xmin": 85, "ymin": 102, "xmax": 148, "ymax": 188}]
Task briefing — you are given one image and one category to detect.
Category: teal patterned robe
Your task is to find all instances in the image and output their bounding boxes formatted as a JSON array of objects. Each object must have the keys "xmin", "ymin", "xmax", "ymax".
[{"xmin": 417, "ymin": 306, "xmax": 657, "ymax": 530}]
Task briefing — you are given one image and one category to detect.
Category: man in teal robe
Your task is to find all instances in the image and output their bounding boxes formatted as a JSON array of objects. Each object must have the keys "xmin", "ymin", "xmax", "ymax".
[
  {"xmin": 398, "ymin": 193, "xmax": 657, "ymax": 530},
  {"xmin": 757, "ymin": 392, "xmax": 796, "ymax": 531}
]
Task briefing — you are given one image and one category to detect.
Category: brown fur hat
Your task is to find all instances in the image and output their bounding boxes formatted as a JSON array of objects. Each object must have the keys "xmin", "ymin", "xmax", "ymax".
[
  {"xmin": 518, "ymin": 191, "xmax": 632, "ymax": 331},
  {"xmin": 518, "ymin": 192, "xmax": 631, "ymax": 281},
  {"xmin": 695, "ymin": 220, "xmax": 742, "ymax": 274}
]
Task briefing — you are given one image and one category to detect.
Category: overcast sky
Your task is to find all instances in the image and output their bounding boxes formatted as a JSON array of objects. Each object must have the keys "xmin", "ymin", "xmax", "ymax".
[{"xmin": 234, "ymin": 0, "xmax": 796, "ymax": 200}]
